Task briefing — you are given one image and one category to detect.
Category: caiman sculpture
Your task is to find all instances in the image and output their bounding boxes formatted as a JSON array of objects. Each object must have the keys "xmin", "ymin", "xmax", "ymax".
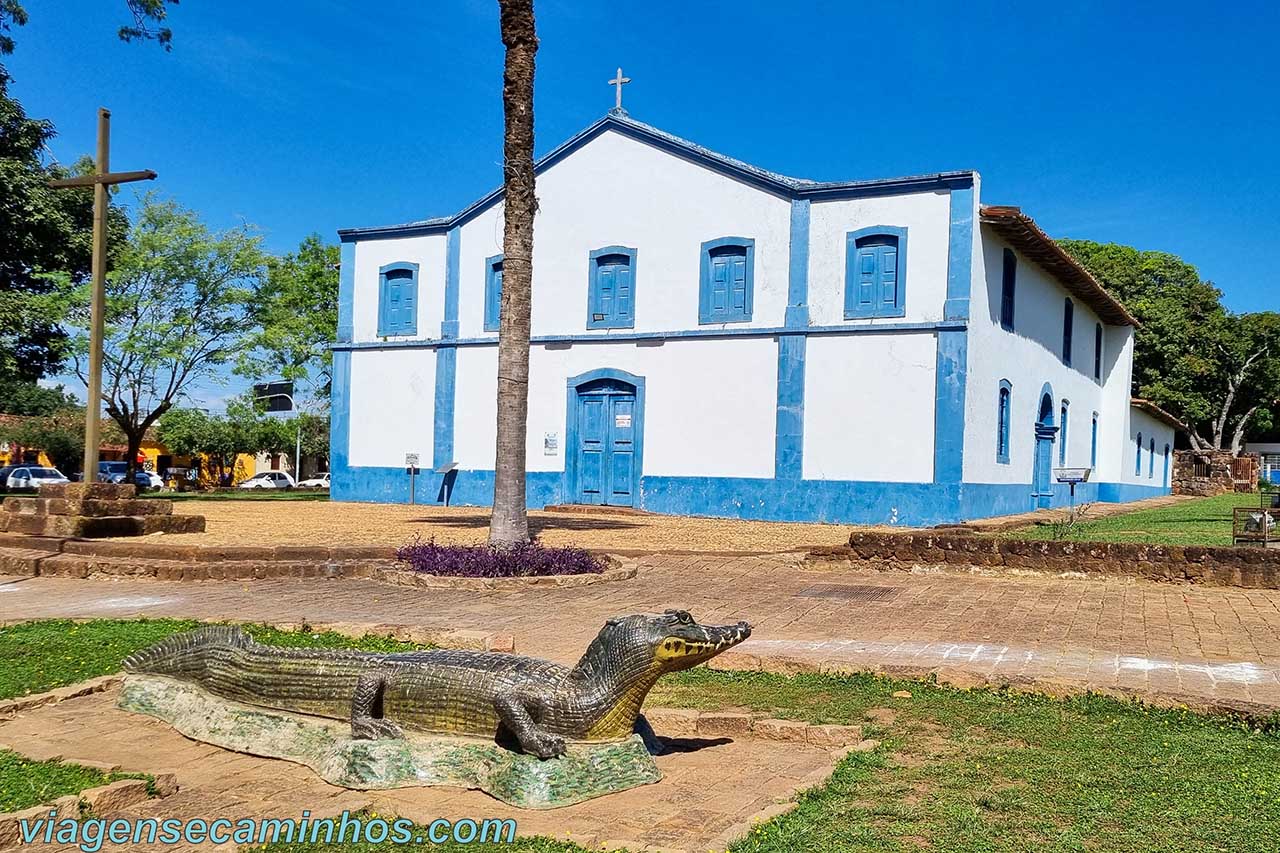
[{"xmin": 123, "ymin": 610, "xmax": 751, "ymax": 760}]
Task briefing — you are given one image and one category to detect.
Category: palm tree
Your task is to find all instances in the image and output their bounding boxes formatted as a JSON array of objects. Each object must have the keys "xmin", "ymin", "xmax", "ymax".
[{"xmin": 488, "ymin": 0, "xmax": 538, "ymax": 546}]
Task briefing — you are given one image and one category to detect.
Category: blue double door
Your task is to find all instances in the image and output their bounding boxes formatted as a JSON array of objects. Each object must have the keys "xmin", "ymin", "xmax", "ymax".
[{"xmin": 575, "ymin": 380, "xmax": 636, "ymax": 506}]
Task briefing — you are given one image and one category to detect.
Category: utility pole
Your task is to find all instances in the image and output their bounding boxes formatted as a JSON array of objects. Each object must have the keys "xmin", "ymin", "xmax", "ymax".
[{"xmin": 48, "ymin": 108, "xmax": 156, "ymax": 483}]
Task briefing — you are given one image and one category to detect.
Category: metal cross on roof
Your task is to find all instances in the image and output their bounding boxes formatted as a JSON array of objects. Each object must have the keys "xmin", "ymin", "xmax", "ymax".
[{"xmin": 608, "ymin": 67, "xmax": 631, "ymax": 112}]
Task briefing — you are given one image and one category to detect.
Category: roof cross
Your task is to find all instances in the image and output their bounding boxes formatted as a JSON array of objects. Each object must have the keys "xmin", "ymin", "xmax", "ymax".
[{"xmin": 608, "ymin": 67, "xmax": 631, "ymax": 112}]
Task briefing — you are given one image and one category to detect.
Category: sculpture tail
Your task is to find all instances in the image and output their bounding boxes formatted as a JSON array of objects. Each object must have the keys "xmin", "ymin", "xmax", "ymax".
[{"xmin": 123, "ymin": 625, "xmax": 253, "ymax": 676}]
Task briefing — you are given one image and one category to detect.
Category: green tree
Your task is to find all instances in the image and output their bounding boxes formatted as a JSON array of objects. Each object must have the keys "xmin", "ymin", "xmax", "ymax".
[
  {"xmin": 0, "ymin": 0, "xmax": 177, "ymax": 55},
  {"xmin": 238, "ymin": 234, "xmax": 339, "ymax": 395},
  {"xmin": 489, "ymin": 0, "xmax": 538, "ymax": 547},
  {"xmin": 0, "ymin": 377, "xmax": 77, "ymax": 416},
  {"xmin": 1061, "ymin": 240, "xmax": 1280, "ymax": 452},
  {"xmin": 0, "ymin": 407, "xmax": 84, "ymax": 472},
  {"xmin": 1, "ymin": 72, "xmax": 129, "ymax": 386},
  {"xmin": 67, "ymin": 195, "xmax": 267, "ymax": 480}
]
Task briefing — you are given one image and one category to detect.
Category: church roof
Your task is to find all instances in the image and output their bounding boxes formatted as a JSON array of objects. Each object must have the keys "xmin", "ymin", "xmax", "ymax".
[
  {"xmin": 1130, "ymin": 398, "xmax": 1187, "ymax": 432},
  {"xmin": 980, "ymin": 205, "xmax": 1139, "ymax": 327},
  {"xmin": 338, "ymin": 111, "xmax": 976, "ymax": 242}
]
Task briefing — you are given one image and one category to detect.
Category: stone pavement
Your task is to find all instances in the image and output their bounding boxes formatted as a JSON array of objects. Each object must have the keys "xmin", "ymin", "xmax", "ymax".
[
  {"xmin": 4, "ymin": 553, "xmax": 1280, "ymax": 713},
  {"xmin": 0, "ymin": 687, "xmax": 836, "ymax": 852}
]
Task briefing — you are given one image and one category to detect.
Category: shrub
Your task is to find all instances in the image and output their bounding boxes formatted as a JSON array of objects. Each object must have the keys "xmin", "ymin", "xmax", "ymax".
[{"xmin": 395, "ymin": 537, "xmax": 605, "ymax": 578}]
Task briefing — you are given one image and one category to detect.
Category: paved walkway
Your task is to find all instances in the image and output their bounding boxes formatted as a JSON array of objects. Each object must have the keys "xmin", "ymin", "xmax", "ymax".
[{"xmin": 4, "ymin": 554, "xmax": 1280, "ymax": 713}]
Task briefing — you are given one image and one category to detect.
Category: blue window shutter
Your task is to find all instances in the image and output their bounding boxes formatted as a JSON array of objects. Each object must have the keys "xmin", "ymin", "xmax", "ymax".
[
  {"xmin": 1063, "ymin": 299, "xmax": 1074, "ymax": 365},
  {"xmin": 484, "ymin": 255, "xmax": 503, "ymax": 332},
  {"xmin": 845, "ymin": 227, "xmax": 907, "ymax": 319},
  {"xmin": 378, "ymin": 263, "xmax": 418, "ymax": 337},
  {"xmin": 615, "ymin": 261, "xmax": 632, "ymax": 321},
  {"xmin": 1091, "ymin": 414, "xmax": 1098, "ymax": 467},
  {"xmin": 699, "ymin": 239, "xmax": 754, "ymax": 324},
  {"xmin": 996, "ymin": 381, "xmax": 1012, "ymax": 464},
  {"xmin": 587, "ymin": 247, "xmax": 636, "ymax": 329},
  {"xmin": 711, "ymin": 255, "xmax": 730, "ymax": 314},
  {"xmin": 730, "ymin": 254, "xmax": 747, "ymax": 312},
  {"xmin": 1136, "ymin": 433, "xmax": 1142, "ymax": 476},
  {"xmin": 1059, "ymin": 404, "xmax": 1068, "ymax": 465},
  {"xmin": 1000, "ymin": 249, "xmax": 1016, "ymax": 331},
  {"xmin": 1149, "ymin": 438, "xmax": 1155, "ymax": 478}
]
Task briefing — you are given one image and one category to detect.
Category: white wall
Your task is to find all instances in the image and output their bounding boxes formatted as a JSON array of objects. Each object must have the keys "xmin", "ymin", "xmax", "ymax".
[
  {"xmin": 802, "ymin": 332, "xmax": 937, "ymax": 482},
  {"xmin": 807, "ymin": 191, "xmax": 952, "ymax": 326},
  {"xmin": 964, "ymin": 226, "xmax": 1122, "ymax": 485},
  {"xmin": 351, "ymin": 235, "xmax": 447, "ymax": 343},
  {"xmin": 455, "ymin": 129, "xmax": 793, "ymax": 339},
  {"xmin": 451, "ymin": 337, "xmax": 780, "ymax": 478},
  {"xmin": 346, "ymin": 348, "xmax": 437, "ymax": 467},
  {"xmin": 1124, "ymin": 408, "xmax": 1176, "ymax": 487}
]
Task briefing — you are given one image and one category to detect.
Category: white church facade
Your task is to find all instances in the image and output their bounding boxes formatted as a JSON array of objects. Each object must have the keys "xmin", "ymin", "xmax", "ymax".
[{"xmin": 331, "ymin": 112, "xmax": 1177, "ymax": 526}]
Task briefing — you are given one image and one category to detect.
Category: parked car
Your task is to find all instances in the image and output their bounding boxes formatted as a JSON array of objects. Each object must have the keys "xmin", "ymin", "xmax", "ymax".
[
  {"xmin": 238, "ymin": 471, "xmax": 296, "ymax": 490},
  {"xmin": 296, "ymin": 472, "xmax": 330, "ymax": 489},
  {"xmin": 2, "ymin": 465, "xmax": 70, "ymax": 491}
]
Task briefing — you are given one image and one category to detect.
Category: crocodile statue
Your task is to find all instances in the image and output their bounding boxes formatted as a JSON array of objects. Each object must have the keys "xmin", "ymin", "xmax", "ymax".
[{"xmin": 123, "ymin": 610, "xmax": 751, "ymax": 760}]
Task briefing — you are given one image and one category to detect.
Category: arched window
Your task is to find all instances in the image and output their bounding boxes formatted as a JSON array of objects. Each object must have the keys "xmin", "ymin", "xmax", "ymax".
[
  {"xmin": 1094, "ymin": 323, "xmax": 1103, "ymax": 381},
  {"xmin": 1136, "ymin": 432, "xmax": 1143, "ymax": 476},
  {"xmin": 699, "ymin": 237, "xmax": 754, "ymax": 324},
  {"xmin": 845, "ymin": 226, "xmax": 907, "ymax": 319},
  {"xmin": 484, "ymin": 254, "xmax": 504, "ymax": 332},
  {"xmin": 1062, "ymin": 298, "xmax": 1074, "ymax": 366},
  {"xmin": 1163, "ymin": 444, "xmax": 1171, "ymax": 486},
  {"xmin": 587, "ymin": 246, "xmax": 636, "ymax": 329},
  {"xmin": 1090, "ymin": 413, "xmax": 1099, "ymax": 468},
  {"xmin": 1059, "ymin": 401, "xmax": 1069, "ymax": 465},
  {"xmin": 378, "ymin": 261, "xmax": 418, "ymax": 336},
  {"xmin": 1149, "ymin": 437, "xmax": 1156, "ymax": 478},
  {"xmin": 996, "ymin": 380, "xmax": 1012, "ymax": 464}
]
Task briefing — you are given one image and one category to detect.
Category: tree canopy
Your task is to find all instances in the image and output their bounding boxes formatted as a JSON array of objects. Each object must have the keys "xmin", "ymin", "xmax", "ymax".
[
  {"xmin": 0, "ymin": 0, "xmax": 178, "ymax": 55},
  {"xmin": 1061, "ymin": 240, "xmax": 1279, "ymax": 452}
]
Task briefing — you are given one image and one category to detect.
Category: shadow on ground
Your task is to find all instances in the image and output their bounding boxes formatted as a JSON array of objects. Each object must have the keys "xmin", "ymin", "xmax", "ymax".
[{"xmin": 404, "ymin": 514, "xmax": 645, "ymax": 533}]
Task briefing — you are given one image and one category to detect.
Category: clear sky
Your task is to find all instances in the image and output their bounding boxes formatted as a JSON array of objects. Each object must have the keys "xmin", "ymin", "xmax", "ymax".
[{"xmin": 6, "ymin": 1, "xmax": 1277, "ymax": 402}]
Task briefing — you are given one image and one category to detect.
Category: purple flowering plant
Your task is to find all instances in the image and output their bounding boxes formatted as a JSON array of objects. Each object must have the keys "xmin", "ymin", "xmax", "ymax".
[{"xmin": 395, "ymin": 536, "xmax": 605, "ymax": 578}]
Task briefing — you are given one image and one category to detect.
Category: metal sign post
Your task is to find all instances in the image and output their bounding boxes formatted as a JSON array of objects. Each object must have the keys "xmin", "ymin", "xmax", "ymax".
[
  {"xmin": 405, "ymin": 453, "xmax": 420, "ymax": 505},
  {"xmin": 1053, "ymin": 467, "xmax": 1092, "ymax": 523}
]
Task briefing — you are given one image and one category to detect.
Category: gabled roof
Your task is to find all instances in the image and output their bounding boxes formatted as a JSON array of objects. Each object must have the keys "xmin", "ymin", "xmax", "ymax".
[
  {"xmin": 980, "ymin": 205, "xmax": 1139, "ymax": 327},
  {"xmin": 339, "ymin": 110, "xmax": 976, "ymax": 242}
]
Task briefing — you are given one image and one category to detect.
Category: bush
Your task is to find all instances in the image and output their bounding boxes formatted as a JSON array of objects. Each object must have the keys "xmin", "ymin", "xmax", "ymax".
[{"xmin": 395, "ymin": 537, "xmax": 605, "ymax": 578}]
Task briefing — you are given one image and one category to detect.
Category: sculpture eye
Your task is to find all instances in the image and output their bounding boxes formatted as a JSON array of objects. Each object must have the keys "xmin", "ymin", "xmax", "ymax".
[{"xmin": 677, "ymin": 611, "xmax": 692, "ymax": 624}]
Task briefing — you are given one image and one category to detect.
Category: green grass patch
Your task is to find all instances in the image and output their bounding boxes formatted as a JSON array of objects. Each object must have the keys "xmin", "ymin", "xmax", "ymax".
[
  {"xmin": 0, "ymin": 750, "xmax": 148, "ymax": 813},
  {"xmin": 0, "ymin": 619, "xmax": 427, "ymax": 700},
  {"xmin": 1001, "ymin": 492, "xmax": 1260, "ymax": 546},
  {"xmin": 254, "ymin": 821, "xmax": 594, "ymax": 853}
]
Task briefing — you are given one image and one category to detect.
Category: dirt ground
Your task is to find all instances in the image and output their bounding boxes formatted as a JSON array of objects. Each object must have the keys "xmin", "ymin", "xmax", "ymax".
[{"xmin": 148, "ymin": 501, "xmax": 855, "ymax": 552}]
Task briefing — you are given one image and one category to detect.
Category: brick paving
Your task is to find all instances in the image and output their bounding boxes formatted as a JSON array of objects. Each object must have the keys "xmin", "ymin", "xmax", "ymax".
[
  {"xmin": 1, "ymin": 687, "xmax": 835, "ymax": 852},
  {"xmin": 4, "ymin": 554, "xmax": 1280, "ymax": 713}
]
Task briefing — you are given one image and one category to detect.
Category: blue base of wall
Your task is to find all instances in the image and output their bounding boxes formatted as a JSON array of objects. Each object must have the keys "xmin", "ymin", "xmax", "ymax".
[{"xmin": 332, "ymin": 466, "xmax": 1172, "ymax": 527}]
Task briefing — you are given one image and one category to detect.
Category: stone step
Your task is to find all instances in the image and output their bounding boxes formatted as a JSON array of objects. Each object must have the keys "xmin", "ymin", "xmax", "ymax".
[
  {"xmin": 2, "ymin": 496, "xmax": 174, "ymax": 517},
  {"xmin": 0, "ymin": 513, "xmax": 205, "ymax": 538},
  {"xmin": 37, "ymin": 482, "xmax": 137, "ymax": 500}
]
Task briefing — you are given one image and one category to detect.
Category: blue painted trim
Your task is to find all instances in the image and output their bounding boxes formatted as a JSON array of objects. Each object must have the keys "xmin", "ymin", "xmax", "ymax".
[
  {"xmin": 698, "ymin": 237, "xmax": 755, "ymax": 324},
  {"xmin": 1059, "ymin": 400, "xmax": 1070, "ymax": 466},
  {"xmin": 933, "ymin": 329, "xmax": 967, "ymax": 482},
  {"xmin": 1033, "ymin": 383, "xmax": 1058, "ymax": 507},
  {"xmin": 945, "ymin": 187, "xmax": 973, "ymax": 321},
  {"xmin": 337, "ymin": 113, "xmax": 976, "ymax": 242},
  {"xmin": 586, "ymin": 246, "xmax": 637, "ymax": 330},
  {"xmin": 332, "ymin": 320, "xmax": 967, "ymax": 352},
  {"xmin": 432, "ymin": 346, "xmax": 457, "ymax": 468},
  {"xmin": 1091, "ymin": 411, "xmax": 1099, "ymax": 468},
  {"xmin": 1149, "ymin": 436, "xmax": 1155, "ymax": 479},
  {"xmin": 563, "ymin": 368, "xmax": 646, "ymax": 505},
  {"xmin": 996, "ymin": 379, "xmax": 1012, "ymax": 465},
  {"xmin": 1093, "ymin": 322, "xmax": 1103, "ymax": 382},
  {"xmin": 376, "ymin": 261, "xmax": 419, "ymax": 337},
  {"xmin": 844, "ymin": 225, "xmax": 908, "ymax": 320},
  {"xmin": 1136, "ymin": 431, "xmax": 1143, "ymax": 476},
  {"xmin": 442, "ymin": 226, "xmax": 460, "ymax": 339},
  {"xmin": 775, "ymin": 335, "xmax": 805, "ymax": 479},
  {"xmin": 483, "ymin": 253, "xmax": 503, "ymax": 332},
  {"xmin": 785, "ymin": 200, "xmax": 810, "ymax": 329},
  {"xmin": 1163, "ymin": 444, "xmax": 1171, "ymax": 487},
  {"xmin": 329, "ymin": 350, "xmax": 351, "ymax": 481},
  {"xmin": 337, "ymin": 242, "xmax": 355, "ymax": 343},
  {"xmin": 999, "ymin": 248, "xmax": 1017, "ymax": 332}
]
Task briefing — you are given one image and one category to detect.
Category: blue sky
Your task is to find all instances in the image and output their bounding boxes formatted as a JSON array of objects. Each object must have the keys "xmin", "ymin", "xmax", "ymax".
[{"xmin": 7, "ymin": 1, "xmax": 1277, "ymax": 403}]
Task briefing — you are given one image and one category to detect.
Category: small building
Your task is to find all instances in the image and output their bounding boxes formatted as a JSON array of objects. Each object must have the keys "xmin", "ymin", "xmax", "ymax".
[{"xmin": 330, "ymin": 112, "xmax": 1175, "ymax": 525}]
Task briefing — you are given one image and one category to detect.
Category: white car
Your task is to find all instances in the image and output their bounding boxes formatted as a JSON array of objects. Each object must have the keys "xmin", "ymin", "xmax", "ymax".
[
  {"xmin": 296, "ymin": 472, "xmax": 330, "ymax": 489},
  {"xmin": 4, "ymin": 466, "xmax": 70, "ymax": 490},
  {"xmin": 238, "ymin": 471, "xmax": 296, "ymax": 490}
]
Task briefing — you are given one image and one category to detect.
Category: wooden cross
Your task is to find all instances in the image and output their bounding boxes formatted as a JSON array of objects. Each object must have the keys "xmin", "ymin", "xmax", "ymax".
[
  {"xmin": 608, "ymin": 67, "xmax": 631, "ymax": 111},
  {"xmin": 48, "ymin": 108, "xmax": 157, "ymax": 483}
]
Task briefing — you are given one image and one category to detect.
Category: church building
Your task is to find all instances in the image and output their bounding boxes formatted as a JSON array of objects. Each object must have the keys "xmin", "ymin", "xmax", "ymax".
[{"xmin": 331, "ymin": 110, "xmax": 1178, "ymax": 526}]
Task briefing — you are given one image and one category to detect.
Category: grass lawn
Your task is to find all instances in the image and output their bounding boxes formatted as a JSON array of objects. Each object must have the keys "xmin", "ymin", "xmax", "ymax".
[
  {"xmin": 1004, "ymin": 492, "xmax": 1261, "ymax": 546},
  {"xmin": 0, "ymin": 751, "xmax": 150, "ymax": 813},
  {"xmin": 141, "ymin": 490, "xmax": 329, "ymax": 502},
  {"xmin": 4, "ymin": 619, "xmax": 1279, "ymax": 851}
]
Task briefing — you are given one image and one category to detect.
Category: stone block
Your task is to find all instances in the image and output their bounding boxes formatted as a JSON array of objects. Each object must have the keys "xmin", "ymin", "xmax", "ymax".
[
  {"xmin": 805, "ymin": 724, "xmax": 863, "ymax": 747},
  {"xmin": 80, "ymin": 778, "xmax": 150, "ymax": 814},
  {"xmin": 696, "ymin": 711, "xmax": 754, "ymax": 737},
  {"xmin": 751, "ymin": 718, "xmax": 809, "ymax": 742},
  {"xmin": 39, "ymin": 482, "xmax": 136, "ymax": 500},
  {"xmin": 641, "ymin": 707, "xmax": 701, "ymax": 736},
  {"xmin": 151, "ymin": 773, "xmax": 179, "ymax": 798}
]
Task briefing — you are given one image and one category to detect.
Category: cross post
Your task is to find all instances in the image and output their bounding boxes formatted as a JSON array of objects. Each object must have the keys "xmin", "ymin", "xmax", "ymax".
[
  {"xmin": 607, "ymin": 67, "xmax": 631, "ymax": 111},
  {"xmin": 47, "ymin": 108, "xmax": 157, "ymax": 483}
]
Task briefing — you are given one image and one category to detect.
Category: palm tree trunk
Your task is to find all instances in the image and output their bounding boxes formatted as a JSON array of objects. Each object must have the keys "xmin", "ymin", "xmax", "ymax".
[{"xmin": 488, "ymin": 0, "xmax": 538, "ymax": 547}]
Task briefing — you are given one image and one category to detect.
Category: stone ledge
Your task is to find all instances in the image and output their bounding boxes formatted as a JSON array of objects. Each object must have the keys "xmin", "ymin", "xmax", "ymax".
[
  {"xmin": 366, "ymin": 561, "xmax": 636, "ymax": 591},
  {"xmin": 0, "ymin": 675, "xmax": 122, "ymax": 720},
  {"xmin": 808, "ymin": 531, "xmax": 1280, "ymax": 589},
  {"xmin": 642, "ymin": 707, "xmax": 863, "ymax": 746},
  {"xmin": 0, "ymin": 776, "xmax": 179, "ymax": 849}
]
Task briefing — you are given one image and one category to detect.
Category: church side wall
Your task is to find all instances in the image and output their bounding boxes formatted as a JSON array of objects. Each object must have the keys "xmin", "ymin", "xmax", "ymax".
[{"xmin": 351, "ymin": 235, "xmax": 447, "ymax": 343}]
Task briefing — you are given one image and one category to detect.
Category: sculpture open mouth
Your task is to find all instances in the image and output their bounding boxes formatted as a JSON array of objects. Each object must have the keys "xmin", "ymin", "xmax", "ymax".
[{"xmin": 656, "ymin": 619, "xmax": 752, "ymax": 663}]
